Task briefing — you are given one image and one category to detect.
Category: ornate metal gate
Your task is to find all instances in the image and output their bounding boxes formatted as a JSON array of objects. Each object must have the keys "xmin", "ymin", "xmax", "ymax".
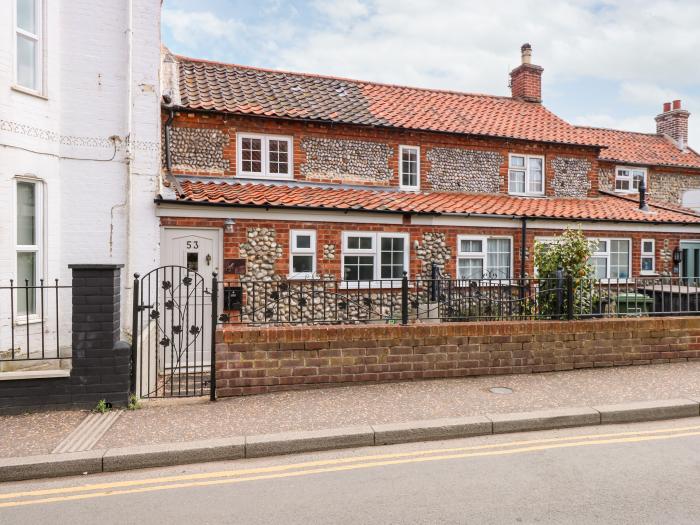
[{"xmin": 130, "ymin": 266, "xmax": 217, "ymax": 399}]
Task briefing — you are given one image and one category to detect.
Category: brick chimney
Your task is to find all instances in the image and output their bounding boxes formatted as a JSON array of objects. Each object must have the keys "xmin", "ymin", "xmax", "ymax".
[
  {"xmin": 510, "ymin": 43, "xmax": 543, "ymax": 103},
  {"xmin": 655, "ymin": 99, "xmax": 690, "ymax": 149}
]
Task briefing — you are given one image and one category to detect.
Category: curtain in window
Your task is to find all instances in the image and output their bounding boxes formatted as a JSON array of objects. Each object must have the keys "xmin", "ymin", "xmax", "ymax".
[{"xmin": 487, "ymin": 239, "xmax": 511, "ymax": 278}]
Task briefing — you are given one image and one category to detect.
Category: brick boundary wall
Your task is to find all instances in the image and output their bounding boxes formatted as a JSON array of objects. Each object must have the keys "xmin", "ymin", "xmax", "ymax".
[
  {"xmin": 0, "ymin": 265, "xmax": 131, "ymax": 413},
  {"xmin": 216, "ymin": 317, "xmax": 700, "ymax": 396}
]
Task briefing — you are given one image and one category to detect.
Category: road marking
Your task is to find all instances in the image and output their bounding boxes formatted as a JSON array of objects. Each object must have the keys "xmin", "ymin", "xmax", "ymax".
[
  {"xmin": 3, "ymin": 422, "xmax": 700, "ymax": 501},
  {"xmin": 2, "ymin": 425, "xmax": 700, "ymax": 509}
]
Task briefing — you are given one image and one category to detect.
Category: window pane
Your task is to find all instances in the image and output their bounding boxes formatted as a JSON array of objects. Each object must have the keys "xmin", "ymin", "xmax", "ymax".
[
  {"xmin": 592, "ymin": 240, "xmax": 607, "ymax": 253},
  {"xmin": 17, "ymin": 251, "xmax": 36, "ymax": 315},
  {"xmin": 509, "ymin": 170, "xmax": 525, "ymax": 193},
  {"xmin": 615, "ymin": 178, "xmax": 629, "ymax": 191},
  {"xmin": 401, "ymin": 148, "xmax": 418, "ymax": 187},
  {"xmin": 487, "ymin": 238, "xmax": 511, "ymax": 278},
  {"xmin": 186, "ymin": 252, "xmax": 198, "ymax": 272},
  {"xmin": 17, "ymin": 181, "xmax": 36, "ymax": 245},
  {"xmin": 641, "ymin": 257, "xmax": 654, "ymax": 272},
  {"xmin": 295, "ymin": 235, "xmax": 311, "ymax": 249},
  {"xmin": 642, "ymin": 241, "xmax": 654, "ymax": 254},
  {"xmin": 529, "ymin": 157, "xmax": 543, "ymax": 171},
  {"xmin": 460, "ymin": 239, "xmax": 482, "ymax": 253},
  {"xmin": 359, "ymin": 237, "xmax": 372, "ymax": 249},
  {"xmin": 241, "ymin": 137, "xmax": 262, "ymax": 173},
  {"xmin": 17, "ymin": 34, "xmax": 36, "ymax": 90},
  {"xmin": 632, "ymin": 173, "xmax": 644, "ymax": 190},
  {"xmin": 292, "ymin": 255, "xmax": 313, "ymax": 273},
  {"xmin": 17, "ymin": 0, "xmax": 36, "ymax": 33},
  {"xmin": 269, "ymin": 139, "xmax": 289, "ymax": 175},
  {"xmin": 610, "ymin": 240, "xmax": 630, "ymax": 278},
  {"xmin": 511, "ymin": 156, "xmax": 525, "ymax": 168},
  {"xmin": 344, "ymin": 255, "xmax": 374, "ymax": 281},
  {"xmin": 458, "ymin": 258, "xmax": 483, "ymax": 280},
  {"xmin": 380, "ymin": 237, "xmax": 404, "ymax": 279},
  {"xmin": 590, "ymin": 256, "xmax": 607, "ymax": 279}
]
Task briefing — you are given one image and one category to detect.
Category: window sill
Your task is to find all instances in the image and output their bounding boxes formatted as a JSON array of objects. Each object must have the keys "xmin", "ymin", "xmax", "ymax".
[
  {"xmin": 339, "ymin": 281, "xmax": 404, "ymax": 290},
  {"xmin": 11, "ymin": 84, "xmax": 48, "ymax": 100},
  {"xmin": 15, "ymin": 315, "xmax": 45, "ymax": 326},
  {"xmin": 287, "ymin": 274, "xmax": 318, "ymax": 281},
  {"xmin": 399, "ymin": 186, "xmax": 420, "ymax": 192},
  {"xmin": 0, "ymin": 369, "xmax": 70, "ymax": 381},
  {"xmin": 508, "ymin": 192, "xmax": 545, "ymax": 198},
  {"xmin": 236, "ymin": 174, "xmax": 294, "ymax": 182}
]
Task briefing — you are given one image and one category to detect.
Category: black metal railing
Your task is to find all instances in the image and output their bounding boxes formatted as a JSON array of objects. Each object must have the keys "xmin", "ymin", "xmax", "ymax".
[
  {"xmin": 212, "ymin": 273, "xmax": 700, "ymax": 327},
  {"xmin": 0, "ymin": 279, "xmax": 71, "ymax": 365}
]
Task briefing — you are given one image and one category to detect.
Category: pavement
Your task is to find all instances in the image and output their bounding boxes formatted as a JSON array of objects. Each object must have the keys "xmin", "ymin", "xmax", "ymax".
[
  {"xmin": 2, "ymin": 361, "xmax": 700, "ymax": 481},
  {"xmin": 2, "ymin": 417, "xmax": 700, "ymax": 524}
]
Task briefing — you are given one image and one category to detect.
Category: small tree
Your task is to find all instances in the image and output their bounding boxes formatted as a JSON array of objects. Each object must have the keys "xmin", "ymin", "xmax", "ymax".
[{"xmin": 533, "ymin": 227, "xmax": 596, "ymax": 317}]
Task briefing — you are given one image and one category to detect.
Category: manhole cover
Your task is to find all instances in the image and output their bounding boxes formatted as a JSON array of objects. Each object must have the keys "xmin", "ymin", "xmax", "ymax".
[{"xmin": 489, "ymin": 387, "xmax": 513, "ymax": 394}]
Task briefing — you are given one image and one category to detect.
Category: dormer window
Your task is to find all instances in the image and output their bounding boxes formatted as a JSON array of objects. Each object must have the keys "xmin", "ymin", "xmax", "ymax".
[
  {"xmin": 508, "ymin": 154, "xmax": 544, "ymax": 196},
  {"xmin": 615, "ymin": 166, "xmax": 646, "ymax": 193},
  {"xmin": 237, "ymin": 133, "xmax": 293, "ymax": 180}
]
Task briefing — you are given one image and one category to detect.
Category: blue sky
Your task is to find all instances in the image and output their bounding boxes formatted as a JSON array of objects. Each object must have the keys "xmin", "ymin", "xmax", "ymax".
[{"xmin": 162, "ymin": 0, "xmax": 700, "ymax": 150}]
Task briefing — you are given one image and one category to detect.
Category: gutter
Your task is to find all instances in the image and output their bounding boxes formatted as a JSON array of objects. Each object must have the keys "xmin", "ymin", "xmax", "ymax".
[{"xmin": 153, "ymin": 197, "xmax": 692, "ymax": 226}]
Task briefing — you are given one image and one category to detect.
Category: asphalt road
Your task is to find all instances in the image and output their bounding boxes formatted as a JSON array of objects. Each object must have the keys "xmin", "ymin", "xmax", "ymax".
[{"xmin": 3, "ymin": 417, "xmax": 700, "ymax": 524}]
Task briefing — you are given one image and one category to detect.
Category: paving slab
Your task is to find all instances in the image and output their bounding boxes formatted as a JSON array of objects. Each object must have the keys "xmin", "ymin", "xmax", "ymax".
[
  {"xmin": 373, "ymin": 417, "xmax": 492, "ymax": 445},
  {"xmin": 245, "ymin": 426, "xmax": 374, "ymax": 458},
  {"xmin": 489, "ymin": 407, "xmax": 601, "ymax": 434},
  {"xmin": 593, "ymin": 398, "xmax": 700, "ymax": 424},
  {"xmin": 102, "ymin": 437, "xmax": 245, "ymax": 472}
]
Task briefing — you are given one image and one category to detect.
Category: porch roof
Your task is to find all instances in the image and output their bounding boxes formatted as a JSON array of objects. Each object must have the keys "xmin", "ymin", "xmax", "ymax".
[{"xmin": 165, "ymin": 179, "xmax": 700, "ymax": 224}]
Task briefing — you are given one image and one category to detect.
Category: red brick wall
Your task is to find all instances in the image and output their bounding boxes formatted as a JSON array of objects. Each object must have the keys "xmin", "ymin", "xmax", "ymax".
[
  {"xmin": 215, "ymin": 316, "xmax": 700, "ymax": 396},
  {"xmin": 160, "ymin": 216, "xmax": 687, "ymax": 279},
  {"xmin": 164, "ymin": 111, "xmax": 600, "ymax": 196}
]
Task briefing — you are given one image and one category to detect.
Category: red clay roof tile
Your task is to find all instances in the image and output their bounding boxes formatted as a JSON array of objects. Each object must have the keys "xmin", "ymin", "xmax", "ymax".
[
  {"xmin": 176, "ymin": 180, "xmax": 700, "ymax": 224},
  {"xmin": 576, "ymin": 126, "xmax": 700, "ymax": 170},
  {"xmin": 173, "ymin": 55, "xmax": 599, "ymax": 147}
]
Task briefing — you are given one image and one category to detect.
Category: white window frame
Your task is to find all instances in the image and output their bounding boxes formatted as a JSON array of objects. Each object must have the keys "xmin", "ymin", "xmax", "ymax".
[
  {"xmin": 614, "ymin": 166, "xmax": 647, "ymax": 194},
  {"xmin": 508, "ymin": 154, "xmax": 545, "ymax": 196},
  {"xmin": 288, "ymin": 230, "xmax": 317, "ymax": 280},
  {"xmin": 14, "ymin": 0, "xmax": 44, "ymax": 95},
  {"xmin": 640, "ymin": 238, "xmax": 656, "ymax": 275},
  {"xmin": 341, "ymin": 232, "xmax": 409, "ymax": 288},
  {"xmin": 236, "ymin": 133, "xmax": 293, "ymax": 180},
  {"xmin": 399, "ymin": 145, "xmax": 420, "ymax": 191},
  {"xmin": 456, "ymin": 235, "xmax": 513, "ymax": 280},
  {"xmin": 14, "ymin": 177, "xmax": 44, "ymax": 322},
  {"xmin": 589, "ymin": 238, "xmax": 632, "ymax": 282}
]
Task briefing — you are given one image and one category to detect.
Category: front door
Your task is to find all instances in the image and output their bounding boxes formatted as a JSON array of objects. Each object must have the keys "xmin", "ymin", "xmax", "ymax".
[
  {"xmin": 160, "ymin": 228, "xmax": 222, "ymax": 369},
  {"xmin": 681, "ymin": 241, "xmax": 700, "ymax": 285}
]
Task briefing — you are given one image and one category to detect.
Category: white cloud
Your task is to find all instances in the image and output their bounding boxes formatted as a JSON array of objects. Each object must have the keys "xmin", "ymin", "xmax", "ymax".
[
  {"xmin": 162, "ymin": 8, "xmax": 239, "ymax": 47},
  {"xmin": 162, "ymin": 0, "xmax": 700, "ymax": 149}
]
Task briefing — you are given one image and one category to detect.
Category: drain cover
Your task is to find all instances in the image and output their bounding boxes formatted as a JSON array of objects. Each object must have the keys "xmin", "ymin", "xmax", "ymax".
[{"xmin": 489, "ymin": 387, "xmax": 513, "ymax": 394}]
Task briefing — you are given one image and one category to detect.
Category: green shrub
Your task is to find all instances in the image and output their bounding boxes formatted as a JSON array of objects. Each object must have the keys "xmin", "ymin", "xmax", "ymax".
[{"xmin": 533, "ymin": 227, "xmax": 597, "ymax": 318}]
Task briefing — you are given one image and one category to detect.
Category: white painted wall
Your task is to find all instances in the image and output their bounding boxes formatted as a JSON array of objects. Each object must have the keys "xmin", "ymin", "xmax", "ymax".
[{"xmin": 0, "ymin": 0, "xmax": 162, "ymax": 353}]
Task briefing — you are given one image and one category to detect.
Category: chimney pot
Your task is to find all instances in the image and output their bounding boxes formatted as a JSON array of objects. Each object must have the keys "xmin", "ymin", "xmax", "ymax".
[
  {"xmin": 521, "ymin": 43, "xmax": 532, "ymax": 64},
  {"xmin": 663, "ymin": 102, "xmax": 672, "ymax": 112},
  {"xmin": 673, "ymin": 99, "xmax": 682, "ymax": 110}
]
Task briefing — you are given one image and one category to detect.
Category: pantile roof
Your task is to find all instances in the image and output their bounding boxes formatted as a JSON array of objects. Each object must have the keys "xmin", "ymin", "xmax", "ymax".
[
  {"xmin": 577, "ymin": 126, "xmax": 700, "ymax": 170},
  {"xmin": 172, "ymin": 180, "xmax": 700, "ymax": 224},
  {"xmin": 173, "ymin": 55, "xmax": 599, "ymax": 147}
]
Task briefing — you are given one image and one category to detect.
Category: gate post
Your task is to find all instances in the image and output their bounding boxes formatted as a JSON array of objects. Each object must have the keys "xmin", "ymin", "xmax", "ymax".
[
  {"xmin": 210, "ymin": 272, "xmax": 218, "ymax": 401},
  {"xmin": 130, "ymin": 273, "xmax": 140, "ymax": 395}
]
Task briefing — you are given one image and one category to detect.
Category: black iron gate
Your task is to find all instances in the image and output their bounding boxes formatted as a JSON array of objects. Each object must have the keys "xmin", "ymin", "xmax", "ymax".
[{"xmin": 130, "ymin": 266, "xmax": 217, "ymax": 399}]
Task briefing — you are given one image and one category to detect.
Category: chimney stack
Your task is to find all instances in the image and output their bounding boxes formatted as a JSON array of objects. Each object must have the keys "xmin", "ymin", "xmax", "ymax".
[
  {"xmin": 656, "ymin": 99, "xmax": 690, "ymax": 150},
  {"xmin": 510, "ymin": 43, "xmax": 543, "ymax": 103}
]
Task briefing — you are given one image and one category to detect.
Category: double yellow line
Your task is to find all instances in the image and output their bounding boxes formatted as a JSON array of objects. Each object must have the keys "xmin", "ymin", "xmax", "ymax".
[{"xmin": 2, "ymin": 423, "xmax": 700, "ymax": 509}]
